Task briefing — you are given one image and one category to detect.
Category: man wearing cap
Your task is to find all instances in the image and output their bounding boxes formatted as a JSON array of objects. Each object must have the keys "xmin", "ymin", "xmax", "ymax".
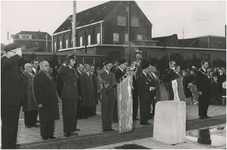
[
  {"xmin": 137, "ymin": 62, "xmax": 156, "ymax": 125},
  {"xmin": 1, "ymin": 43, "xmax": 23, "ymax": 149},
  {"xmin": 98, "ymin": 59, "xmax": 116, "ymax": 131},
  {"xmin": 57, "ymin": 54, "xmax": 80, "ymax": 137},
  {"xmin": 113, "ymin": 59, "xmax": 127, "ymax": 123}
]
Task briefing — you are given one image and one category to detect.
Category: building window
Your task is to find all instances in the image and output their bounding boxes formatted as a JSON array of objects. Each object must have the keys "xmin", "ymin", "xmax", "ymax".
[
  {"xmin": 131, "ymin": 17, "xmax": 139, "ymax": 27},
  {"xmin": 88, "ymin": 35, "xmax": 91, "ymax": 45},
  {"xmin": 117, "ymin": 16, "xmax": 126, "ymax": 26},
  {"xmin": 80, "ymin": 36, "xmax": 83, "ymax": 46},
  {"xmin": 54, "ymin": 42, "xmax": 56, "ymax": 51},
  {"xmin": 97, "ymin": 33, "xmax": 100, "ymax": 44},
  {"xmin": 113, "ymin": 33, "xmax": 119, "ymax": 44},
  {"xmin": 59, "ymin": 41, "xmax": 62, "ymax": 49},
  {"xmin": 65, "ymin": 39, "xmax": 68, "ymax": 48},
  {"xmin": 137, "ymin": 35, "xmax": 142, "ymax": 41},
  {"xmin": 19, "ymin": 34, "xmax": 32, "ymax": 39},
  {"xmin": 201, "ymin": 54, "xmax": 210, "ymax": 61},
  {"xmin": 125, "ymin": 33, "xmax": 129, "ymax": 42}
]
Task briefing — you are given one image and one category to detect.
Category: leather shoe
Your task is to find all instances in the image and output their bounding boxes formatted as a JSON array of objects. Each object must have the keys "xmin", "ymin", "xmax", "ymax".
[
  {"xmin": 64, "ymin": 133, "xmax": 71, "ymax": 137},
  {"xmin": 49, "ymin": 136, "xmax": 56, "ymax": 139},
  {"xmin": 71, "ymin": 132, "xmax": 78, "ymax": 136},
  {"xmin": 199, "ymin": 116, "xmax": 205, "ymax": 119},
  {"xmin": 133, "ymin": 118, "xmax": 139, "ymax": 121},
  {"xmin": 42, "ymin": 136, "xmax": 48, "ymax": 140},
  {"xmin": 25, "ymin": 125, "xmax": 32, "ymax": 128},
  {"xmin": 75, "ymin": 128, "xmax": 80, "ymax": 131},
  {"xmin": 15, "ymin": 144, "xmax": 21, "ymax": 149},
  {"xmin": 32, "ymin": 124, "xmax": 40, "ymax": 127},
  {"xmin": 205, "ymin": 115, "xmax": 211, "ymax": 118}
]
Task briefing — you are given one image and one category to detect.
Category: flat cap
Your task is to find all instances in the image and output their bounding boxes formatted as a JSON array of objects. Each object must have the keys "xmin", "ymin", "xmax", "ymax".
[
  {"xmin": 103, "ymin": 58, "xmax": 113, "ymax": 66},
  {"xmin": 141, "ymin": 62, "xmax": 150, "ymax": 69},
  {"xmin": 65, "ymin": 54, "xmax": 76, "ymax": 61},
  {"xmin": 4, "ymin": 43, "xmax": 18, "ymax": 52},
  {"xmin": 135, "ymin": 49, "xmax": 142, "ymax": 54},
  {"xmin": 119, "ymin": 59, "xmax": 127, "ymax": 65}
]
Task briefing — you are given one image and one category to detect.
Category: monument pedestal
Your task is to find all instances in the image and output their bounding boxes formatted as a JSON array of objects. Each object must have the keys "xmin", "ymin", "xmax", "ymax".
[{"xmin": 153, "ymin": 101, "xmax": 186, "ymax": 144}]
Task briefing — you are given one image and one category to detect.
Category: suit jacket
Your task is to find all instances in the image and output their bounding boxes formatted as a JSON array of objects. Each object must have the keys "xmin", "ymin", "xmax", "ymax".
[
  {"xmin": 149, "ymin": 72, "xmax": 161, "ymax": 102},
  {"xmin": 99, "ymin": 71, "xmax": 116, "ymax": 102},
  {"xmin": 77, "ymin": 71, "xmax": 86, "ymax": 106},
  {"xmin": 57, "ymin": 65, "xmax": 79, "ymax": 100},
  {"xmin": 115, "ymin": 68, "xmax": 126, "ymax": 82},
  {"xmin": 92, "ymin": 72, "xmax": 98, "ymax": 104},
  {"xmin": 137, "ymin": 73, "xmax": 156, "ymax": 102},
  {"xmin": 1, "ymin": 55, "xmax": 23, "ymax": 106},
  {"xmin": 83, "ymin": 71, "xmax": 96, "ymax": 107},
  {"xmin": 22, "ymin": 71, "xmax": 37, "ymax": 111},
  {"xmin": 217, "ymin": 73, "xmax": 226, "ymax": 92},
  {"xmin": 33, "ymin": 71, "xmax": 59, "ymax": 122},
  {"xmin": 195, "ymin": 68, "xmax": 211, "ymax": 94}
]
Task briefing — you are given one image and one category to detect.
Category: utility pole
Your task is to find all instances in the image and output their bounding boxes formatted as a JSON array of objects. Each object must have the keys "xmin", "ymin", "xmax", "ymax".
[
  {"xmin": 128, "ymin": 1, "xmax": 131, "ymax": 65},
  {"xmin": 72, "ymin": 1, "xmax": 76, "ymax": 48}
]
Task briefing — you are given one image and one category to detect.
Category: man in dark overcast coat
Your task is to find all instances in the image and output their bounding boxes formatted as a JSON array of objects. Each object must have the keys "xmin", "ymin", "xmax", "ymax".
[{"xmin": 1, "ymin": 43, "xmax": 23, "ymax": 149}]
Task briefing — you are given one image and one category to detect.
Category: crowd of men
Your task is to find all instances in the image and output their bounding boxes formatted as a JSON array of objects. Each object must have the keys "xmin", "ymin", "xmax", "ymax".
[{"xmin": 1, "ymin": 43, "xmax": 226, "ymax": 149}]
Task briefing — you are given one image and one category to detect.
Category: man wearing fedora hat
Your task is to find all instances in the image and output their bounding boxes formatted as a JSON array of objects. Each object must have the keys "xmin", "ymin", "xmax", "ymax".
[
  {"xmin": 137, "ymin": 62, "xmax": 156, "ymax": 125},
  {"xmin": 57, "ymin": 54, "xmax": 80, "ymax": 137},
  {"xmin": 1, "ymin": 43, "xmax": 23, "ymax": 148},
  {"xmin": 98, "ymin": 59, "xmax": 116, "ymax": 131}
]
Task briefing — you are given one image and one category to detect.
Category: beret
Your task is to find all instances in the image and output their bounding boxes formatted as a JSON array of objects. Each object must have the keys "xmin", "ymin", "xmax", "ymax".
[
  {"xmin": 65, "ymin": 54, "xmax": 76, "ymax": 61},
  {"xmin": 135, "ymin": 49, "xmax": 142, "ymax": 54},
  {"xmin": 4, "ymin": 43, "xmax": 18, "ymax": 52},
  {"xmin": 103, "ymin": 58, "xmax": 113, "ymax": 66},
  {"xmin": 141, "ymin": 62, "xmax": 150, "ymax": 69},
  {"xmin": 119, "ymin": 59, "xmax": 126, "ymax": 65}
]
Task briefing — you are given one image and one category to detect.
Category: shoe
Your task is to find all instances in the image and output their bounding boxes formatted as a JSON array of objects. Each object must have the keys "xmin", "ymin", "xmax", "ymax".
[
  {"xmin": 15, "ymin": 144, "xmax": 21, "ymax": 149},
  {"xmin": 71, "ymin": 132, "xmax": 78, "ymax": 136},
  {"xmin": 109, "ymin": 128, "xmax": 115, "ymax": 131},
  {"xmin": 94, "ymin": 113, "xmax": 97, "ymax": 116},
  {"xmin": 42, "ymin": 136, "xmax": 48, "ymax": 140},
  {"xmin": 49, "ymin": 136, "xmax": 56, "ymax": 139},
  {"xmin": 83, "ymin": 116, "xmax": 88, "ymax": 119},
  {"xmin": 199, "ymin": 116, "xmax": 205, "ymax": 119},
  {"xmin": 141, "ymin": 122, "xmax": 151, "ymax": 125},
  {"xmin": 64, "ymin": 133, "xmax": 71, "ymax": 137},
  {"xmin": 25, "ymin": 125, "xmax": 32, "ymax": 128},
  {"xmin": 103, "ymin": 129, "xmax": 108, "ymax": 132},
  {"xmin": 113, "ymin": 120, "xmax": 118, "ymax": 123},
  {"xmin": 133, "ymin": 118, "xmax": 139, "ymax": 121},
  {"xmin": 32, "ymin": 124, "xmax": 40, "ymax": 127},
  {"xmin": 205, "ymin": 115, "xmax": 211, "ymax": 118},
  {"xmin": 75, "ymin": 128, "xmax": 80, "ymax": 131}
]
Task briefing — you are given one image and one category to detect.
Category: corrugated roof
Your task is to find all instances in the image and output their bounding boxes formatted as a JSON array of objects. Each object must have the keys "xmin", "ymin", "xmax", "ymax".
[
  {"xmin": 178, "ymin": 38, "xmax": 198, "ymax": 47},
  {"xmin": 152, "ymin": 34, "xmax": 178, "ymax": 46},
  {"xmin": 14, "ymin": 31, "xmax": 51, "ymax": 40},
  {"xmin": 53, "ymin": 1, "xmax": 120, "ymax": 34}
]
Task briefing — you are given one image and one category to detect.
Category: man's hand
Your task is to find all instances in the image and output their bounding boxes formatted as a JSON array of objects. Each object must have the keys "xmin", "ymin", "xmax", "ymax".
[
  {"xmin": 150, "ymin": 87, "xmax": 156, "ymax": 91},
  {"xmin": 199, "ymin": 91, "xmax": 202, "ymax": 95},
  {"xmin": 15, "ymin": 48, "xmax": 22, "ymax": 57},
  {"xmin": 38, "ymin": 104, "xmax": 43, "ymax": 108}
]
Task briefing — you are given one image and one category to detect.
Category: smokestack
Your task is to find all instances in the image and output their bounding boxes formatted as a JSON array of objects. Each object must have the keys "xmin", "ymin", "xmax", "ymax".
[{"xmin": 72, "ymin": 1, "xmax": 76, "ymax": 48}]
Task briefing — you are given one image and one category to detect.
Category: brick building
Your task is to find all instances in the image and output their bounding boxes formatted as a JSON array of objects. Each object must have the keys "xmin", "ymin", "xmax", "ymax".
[
  {"xmin": 11, "ymin": 31, "xmax": 52, "ymax": 52},
  {"xmin": 53, "ymin": 1, "xmax": 152, "ymax": 52}
]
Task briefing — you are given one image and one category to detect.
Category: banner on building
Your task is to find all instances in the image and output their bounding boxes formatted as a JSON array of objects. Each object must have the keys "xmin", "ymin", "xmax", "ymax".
[{"xmin": 117, "ymin": 73, "xmax": 133, "ymax": 133}]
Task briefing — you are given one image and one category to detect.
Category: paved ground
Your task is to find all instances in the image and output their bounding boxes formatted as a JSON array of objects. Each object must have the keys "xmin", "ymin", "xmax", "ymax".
[{"xmin": 11, "ymin": 86, "xmax": 226, "ymax": 148}]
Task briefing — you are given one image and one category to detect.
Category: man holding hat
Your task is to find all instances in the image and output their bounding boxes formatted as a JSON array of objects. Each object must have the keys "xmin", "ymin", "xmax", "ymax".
[
  {"xmin": 98, "ymin": 58, "xmax": 116, "ymax": 131},
  {"xmin": 1, "ymin": 43, "xmax": 23, "ymax": 148},
  {"xmin": 57, "ymin": 54, "xmax": 80, "ymax": 137},
  {"xmin": 137, "ymin": 62, "xmax": 156, "ymax": 125}
]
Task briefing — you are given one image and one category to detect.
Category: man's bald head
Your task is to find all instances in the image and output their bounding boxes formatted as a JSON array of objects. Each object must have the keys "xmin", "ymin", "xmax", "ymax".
[
  {"xmin": 24, "ymin": 63, "xmax": 32, "ymax": 73},
  {"xmin": 39, "ymin": 60, "xmax": 50, "ymax": 73}
]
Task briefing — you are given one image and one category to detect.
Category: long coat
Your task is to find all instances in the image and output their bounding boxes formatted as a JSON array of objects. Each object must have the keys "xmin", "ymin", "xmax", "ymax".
[
  {"xmin": 77, "ymin": 71, "xmax": 86, "ymax": 106},
  {"xmin": 57, "ymin": 65, "xmax": 79, "ymax": 100},
  {"xmin": 1, "ymin": 55, "xmax": 23, "ymax": 106},
  {"xmin": 22, "ymin": 71, "xmax": 38, "ymax": 111},
  {"xmin": 115, "ymin": 68, "xmax": 125, "ymax": 82},
  {"xmin": 92, "ymin": 72, "xmax": 98, "ymax": 104},
  {"xmin": 83, "ymin": 71, "xmax": 96, "ymax": 107},
  {"xmin": 33, "ymin": 71, "xmax": 59, "ymax": 123}
]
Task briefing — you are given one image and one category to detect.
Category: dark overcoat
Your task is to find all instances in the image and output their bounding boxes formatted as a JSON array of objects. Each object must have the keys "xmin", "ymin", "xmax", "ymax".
[
  {"xmin": 77, "ymin": 71, "xmax": 86, "ymax": 106},
  {"xmin": 33, "ymin": 71, "xmax": 59, "ymax": 122},
  {"xmin": 57, "ymin": 65, "xmax": 79, "ymax": 100},
  {"xmin": 22, "ymin": 71, "xmax": 38, "ymax": 111},
  {"xmin": 115, "ymin": 68, "xmax": 125, "ymax": 82},
  {"xmin": 83, "ymin": 71, "xmax": 96, "ymax": 107},
  {"xmin": 1, "ymin": 55, "xmax": 23, "ymax": 106}
]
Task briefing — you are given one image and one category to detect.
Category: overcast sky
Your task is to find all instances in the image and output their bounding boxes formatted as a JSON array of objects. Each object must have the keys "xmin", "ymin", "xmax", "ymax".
[{"xmin": 1, "ymin": 0, "xmax": 226, "ymax": 45}]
